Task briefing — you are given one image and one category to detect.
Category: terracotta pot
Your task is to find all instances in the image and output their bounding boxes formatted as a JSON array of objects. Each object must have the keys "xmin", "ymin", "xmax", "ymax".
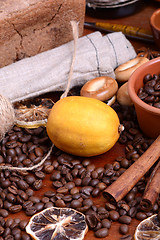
[
  {"xmin": 128, "ymin": 57, "xmax": 160, "ymax": 139},
  {"xmin": 150, "ymin": 9, "xmax": 160, "ymax": 50}
]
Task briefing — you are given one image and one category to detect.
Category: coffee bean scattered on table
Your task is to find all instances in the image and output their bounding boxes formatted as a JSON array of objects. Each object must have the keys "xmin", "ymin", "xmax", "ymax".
[{"xmin": 0, "ymin": 101, "xmax": 157, "ymax": 240}]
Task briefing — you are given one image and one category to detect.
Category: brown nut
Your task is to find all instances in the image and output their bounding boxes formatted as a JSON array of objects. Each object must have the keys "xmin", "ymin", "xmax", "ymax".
[
  {"xmin": 115, "ymin": 57, "xmax": 149, "ymax": 83},
  {"xmin": 80, "ymin": 76, "xmax": 118, "ymax": 102},
  {"xmin": 117, "ymin": 82, "xmax": 133, "ymax": 106}
]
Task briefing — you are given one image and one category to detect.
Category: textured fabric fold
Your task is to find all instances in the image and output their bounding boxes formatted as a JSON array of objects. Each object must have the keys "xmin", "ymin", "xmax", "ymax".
[{"xmin": 0, "ymin": 31, "xmax": 136, "ymax": 103}]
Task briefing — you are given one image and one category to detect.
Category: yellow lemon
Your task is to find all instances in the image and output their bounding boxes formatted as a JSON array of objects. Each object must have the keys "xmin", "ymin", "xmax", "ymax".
[{"xmin": 46, "ymin": 96, "xmax": 122, "ymax": 157}]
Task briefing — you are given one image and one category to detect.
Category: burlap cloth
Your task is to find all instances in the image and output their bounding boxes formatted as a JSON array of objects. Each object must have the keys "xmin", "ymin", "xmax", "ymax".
[{"xmin": 0, "ymin": 31, "xmax": 136, "ymax": 103}]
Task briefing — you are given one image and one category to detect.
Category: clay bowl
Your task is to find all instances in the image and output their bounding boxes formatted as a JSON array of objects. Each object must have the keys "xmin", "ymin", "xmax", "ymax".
[
  {"xmin": 150, "ymin": 8, "xmax": 160, "ymax": 49},
  {"xmin": 128, "ymin": 57, "xmax": 160, "ymax": 139}
]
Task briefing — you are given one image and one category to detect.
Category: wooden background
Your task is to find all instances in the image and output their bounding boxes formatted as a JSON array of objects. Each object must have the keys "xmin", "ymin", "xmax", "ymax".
[{"xmin": 5, "ymin": 1, "xmax": 160, "ymax": 240}]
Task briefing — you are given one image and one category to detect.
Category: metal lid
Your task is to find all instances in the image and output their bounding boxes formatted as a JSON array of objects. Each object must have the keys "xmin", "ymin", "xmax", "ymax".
[{"xmin": 86, "ymin": 0, "xmax": 143, "ymax": 19}]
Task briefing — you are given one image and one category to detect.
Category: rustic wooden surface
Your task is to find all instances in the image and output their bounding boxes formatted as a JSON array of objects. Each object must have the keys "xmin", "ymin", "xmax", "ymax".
[
  {"xmin": 6, "ymin": 1, "xmax": 160, "ymax": 240},
  {"xmin": 83, "ymin": 1, "xmax": 159, "ymax": 239},
  {"xmin": 84, "ymin": 0, "xmax": 159, "ymax": 51}
]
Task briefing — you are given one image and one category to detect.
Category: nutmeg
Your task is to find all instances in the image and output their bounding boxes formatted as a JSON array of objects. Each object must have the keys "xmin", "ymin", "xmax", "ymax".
[{"xmin": 80, "ymin": 76, "xmax": 118, "ymax": 104}]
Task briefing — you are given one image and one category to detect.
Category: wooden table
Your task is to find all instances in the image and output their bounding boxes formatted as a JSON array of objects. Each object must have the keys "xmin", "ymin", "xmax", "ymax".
[
  {"xmin": 4, "ymin": 2, "xmax": 160, "ymax": 240},
  {"xmin": 83, "ymin": 1, "xmax": 159, "ymax": 239},
  {"xmin": 84, "ymin": 0, "xmax": 159, "ymax": 52}
]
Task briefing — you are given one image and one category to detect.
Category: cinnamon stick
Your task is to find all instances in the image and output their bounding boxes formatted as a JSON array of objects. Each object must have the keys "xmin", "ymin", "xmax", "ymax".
[
  {"xmin": 140, "ymin": 159, "xmax": 160, "ymax": 211},
  {"xmin": 103, "ymin": 135, "xmax": 160, "ymax": 204}
]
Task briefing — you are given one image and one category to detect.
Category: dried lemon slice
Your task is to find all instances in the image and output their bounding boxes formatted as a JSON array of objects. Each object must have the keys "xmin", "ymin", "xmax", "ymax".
[
  {"xmin": 14, "ymin": 98, "xmax": 54, "ymax": 128},
  {"xmin": 134, "ymin": 214, "xmax": 160, "ymax": 240},
  {"xmin": 26, "ymin": 207, "xmax": 88, "ymax": 240}
]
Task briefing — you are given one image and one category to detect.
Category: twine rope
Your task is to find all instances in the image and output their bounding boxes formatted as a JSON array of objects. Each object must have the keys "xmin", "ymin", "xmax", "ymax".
[
  {"xmin": 0, "ymin": 95, "xmax": 15, "ymax": 141},
  {"xmin": 60, "ymin": 21, "xmax": 79, "ymax": 99}
]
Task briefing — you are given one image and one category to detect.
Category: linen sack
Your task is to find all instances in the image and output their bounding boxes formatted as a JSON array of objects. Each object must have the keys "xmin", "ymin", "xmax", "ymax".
[{"xmin": 0, "ymin": 31, "xmax": 136, "ymax": 103}]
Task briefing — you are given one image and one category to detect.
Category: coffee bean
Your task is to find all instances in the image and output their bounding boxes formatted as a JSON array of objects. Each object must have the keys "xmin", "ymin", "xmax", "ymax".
[
  {"xmin": 17, "ymin": 180, "xmax": 29, "ymax": 190},
  {"xmin": 34, "ymin": 202, "xmax": 44, "ymax": 211},
  {"xmin": 83, "ymin": 198, "xmax": 93, "ymax": 207},
  {"xmin": 119, "ymin": 224, "xmax": 129, "ymax": 235},
  {"xmin": 26, "ymin": 188, "xmax": 34, "ymax": 197},
  {"xmin": 7, "ymin": 193, "xmax": 16, "ymax": 203},
  {"xmin": 109, "ymin": 210, "xmax": 120, "ymax": 221},
  {"xmin": 97, "ymin": 182, "xmax": 106, "ymax": 191},
  {"xmin": 97, "ymin": 207, "xmax": 109, "ymax": 220},
  {"xmin": 82, "ymin": 159, "xmax": 91, "ymax": 167},
  {"xmin": 91, "ymin": 170, "xmax": 99, "ymax": 179},
  {"xmin": 57, "ymin": 187, "xmax": 69, "ymax": 194},
  {"xmin": 29, "ymin": 196, "xmax": 40, "ymax": 203},
  {"xmin": 9, "ymin": 205, "xmax": 22, "ymax": 213},
  {"xmin": 23, "ymin": 201, "xmax": 33, "ymax": 209},
  {"xmin": 35, "ymin": 171, "xmax": 46, "ymax": 179},
  {"xmin": 55, "ymin": 199, "xmax": 66, "ymax": 207},
  {"xmin": 35, "ymin": 147, "xmax": 43, "ymax": 157},
  {"xmin": 0, "ymin": 225, "xmax": 4, "ymax": 235},
  {"xmin": 82, "ymin": 177, "xmax": 91, "ymax": 186},
  {"xmin": 21, "ymin": 232, "xmax": 31, "ymax": 240},
  {"xmin": 5, "ymin": 218, "xmax": 14, "ymax": 227},
  {"xmin": 92, "ymin": 188, "xmax": 100, "ymax": 197},
  {"xmin": 62, "ymin": 195, "xmax": 73, "ymax": 202},
  {"xmin": 81, "ymin": 185, "xmax": 93, "ymax": 194},
  {"xmin": 25, "ymin": 207, "xmax": 37, "ymax": 216},
  {"xmin": 44, "ymin": 165, "xmax": 54, "ymax": 174},
  {"xmin": 0, "ymin": 209, "xmax": 9, "ymax": 217},
  {"xmin": 101, "ymin": 219, "xmax": 111, "ymax": 229},
  {"xmin": 70, "ymin": 200, "xmax": 82, "ymax": 209},
  {"xmin": 86, "ymin": 164, "xmax": 96, "ymax": 172},
  {"xmin": 0, "ymin": 199, "xmax": 3, "ymax": 208},
  {"xmin": 105, "ymin": 202, "xmax": 116, "ymax": 211},
  {"xmin": 52, "ymin": 181, "xmax": 63, "ymax": 188},
  {"xmin": 152, "ymin": 203, "xmax": 159, "ymax": 212},
  {"xmin": 136, "ymin": 211, "xmax": 147, "ymax": 220},
  {"xmin": 94, "ymin": 228, "xmax": 108, "ymax": 238},
  {"xmin": 3, "ymin": 227, "xmax": 11, "ymax": 238},
  {"xmin": 120, "ymin": 234, "xmax": 132, "ymax": 240},
  {"xmin": 78, "ymin": 167, "xmax": 85, "ymax": 176},
  {"xmin": 33, "ymin": 179, "xmax": 43, "ymax": 190},
  {"xmin": 86, "ymin": 214, "xmax": 98, "ymax": 229},
  {"xmin": 90, "ymin": 179, "xmax": 99, "ymax": 187},
  {"xmin": 44, "ymin": 202, "xmax": 54, "ymax": 208},
  {"xmin": 119, "ymin": 215, "xmax": 132, "ymax": 225},
  {"xmin": 44, "ymin": 191, "xmax": 55, "ymax": 198},
  {"xmin": 128, "ymin": 207, "xmax": 137, "ymax": 218},
  {"xmin": 19, "ymin": 220, "xmax": 28, "ymax": 230},
  {"xmin": 65, "ymin": 182, "xmax": 75, "ymax": 190},
  {"xmin": 1, "ymin": 179, "xmax": 11, "ymax": 188},
  {"xmin": 8, "ymin": 185, "xmax": 18, "ymax": 195},
  {"xmin": 70, "ymin": 187, "xmax": 79, "ymax": 195},
  {"xmin": 125, "ymin": 192, "xmax": 135, "ymax": 202}
]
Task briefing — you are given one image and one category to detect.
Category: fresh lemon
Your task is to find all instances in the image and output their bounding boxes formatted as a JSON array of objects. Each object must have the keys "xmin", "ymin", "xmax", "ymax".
[{"xmin": 46, "ymin": 96, "xmax": 123, "ymax": 157}]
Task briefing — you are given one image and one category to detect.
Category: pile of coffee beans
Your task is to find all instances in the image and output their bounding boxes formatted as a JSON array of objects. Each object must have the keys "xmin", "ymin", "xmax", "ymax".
[
  {"xmin": 0, "ymin": 217, "xmax": 30, "ymax": 240},
  {"xmin": 137, "ymin": 73, "xmax": 160, "ymax": 109},
  {"xmin": 0, "ymin": 102, "xmax": 158, "ymax": 240},
  {"xmin": 0, "ymin": 126, "xmax": 51, "ymax": 169}
]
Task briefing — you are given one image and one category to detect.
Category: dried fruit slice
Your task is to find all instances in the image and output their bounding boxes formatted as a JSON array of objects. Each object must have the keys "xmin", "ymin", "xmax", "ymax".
[
  {"xmin": 134, "ymin": 214, "xmax": 160, "ymax": 240},
  {"xmin": 13, "ymin": 98, "xmax": 54, "ymax": 128},
  {"xmin": 26, "ymin": 207, "xmax": 88, "ymax": 240}
]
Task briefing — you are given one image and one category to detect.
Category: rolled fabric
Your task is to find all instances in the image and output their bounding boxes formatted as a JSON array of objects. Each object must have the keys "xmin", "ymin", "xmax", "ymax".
[{"xmin": 0, "ymin": 31, "xmax": 136, "ymax": 103}]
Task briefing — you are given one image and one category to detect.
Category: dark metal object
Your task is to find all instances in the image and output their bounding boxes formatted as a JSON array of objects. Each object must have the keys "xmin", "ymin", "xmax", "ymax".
[{"xmin": 86, "ymin": 0, "xmax": 144, "ymax": 19}]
